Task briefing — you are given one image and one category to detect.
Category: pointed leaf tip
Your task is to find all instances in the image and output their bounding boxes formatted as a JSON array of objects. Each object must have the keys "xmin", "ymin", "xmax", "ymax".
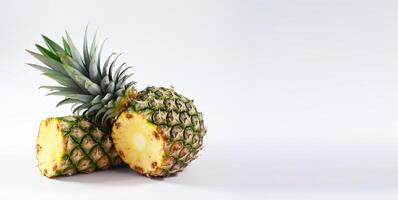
[{"xmin": 26, "ymin": 49, "xmax": 37, "ymax": 55}]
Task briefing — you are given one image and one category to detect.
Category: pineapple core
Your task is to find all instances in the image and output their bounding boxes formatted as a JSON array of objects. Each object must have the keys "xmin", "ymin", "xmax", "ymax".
[
  {"xmin": 36, "ymin": 118, "xmax": 65, "ymax": 177},
  {"xmin": 112, "ymin": 112, "xmax": 165, "ymax": 175}
]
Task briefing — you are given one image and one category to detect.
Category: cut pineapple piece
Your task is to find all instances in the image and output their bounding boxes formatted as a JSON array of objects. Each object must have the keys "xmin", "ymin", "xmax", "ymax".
[
  {"xmin": 36, "ymin": 116, "xmax": 121, "ymax": 178},
  {"xmin": 112, "ymin": 112, "xmax": 165, "ymax": 176},
  {"xmin": 36, "ymin": 118, "xmax": 65, "ymax": 177},
  {"xmin": 112, "ymin": 87, "xmax": 206, "ymax": 177}
]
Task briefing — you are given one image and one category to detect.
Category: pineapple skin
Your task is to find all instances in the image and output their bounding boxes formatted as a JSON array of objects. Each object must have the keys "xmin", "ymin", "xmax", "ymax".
[
  {"xmin": 112, "ymin": 87, "xmax": 206, "ymax": 177},
  {"xmin": 36, "ymin": 116, "xmax": 121, "ymax": 178}
]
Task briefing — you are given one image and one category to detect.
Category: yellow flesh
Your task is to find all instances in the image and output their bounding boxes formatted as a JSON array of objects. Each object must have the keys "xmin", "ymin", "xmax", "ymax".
[
  {"xmin": 112, "ymin": 112, "xmax": 164, "ymax": 174},
  {"xmin": 36, "ymin": 118, "xmax": 64, "ymax": 177}
]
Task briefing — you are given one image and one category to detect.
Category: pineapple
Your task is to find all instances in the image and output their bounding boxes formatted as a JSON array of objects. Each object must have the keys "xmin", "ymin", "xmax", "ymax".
[
  {"xmin": 28, "ymin": 29, "xmax": 206, "ymax": 177},
  {"xmin": 112, "ymin": 87, "xmax": 206, "ymax": 176},
  {"xmin": 36, "ymin": 116, "xmax": 121, "ymax": 177}
]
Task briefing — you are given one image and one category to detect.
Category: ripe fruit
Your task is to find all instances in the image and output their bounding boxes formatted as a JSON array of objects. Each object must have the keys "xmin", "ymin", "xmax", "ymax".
[
  {"xmin": 112, "ymin": 87, "xmax": 206, "ymax": 176},
  {"xmin": 36, "ymin": 116, "xmax": 120, "ymax": 177},
  {"xmin": 28, "ymin": 29, "xmax": 206, "ymax": 176}
]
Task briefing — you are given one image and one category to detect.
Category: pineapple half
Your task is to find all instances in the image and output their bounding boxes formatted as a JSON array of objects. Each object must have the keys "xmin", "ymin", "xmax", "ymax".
[
  {"xmin": 36, "ymin": 116, "xmax": 121, "ymax": 177},
  {"xmin": 112, "ymin": 87, "xmax": 205, "ymax": 176},
  {"xmin": 28, "ymin": 29, "xmax": 206, "ymax": 177}
]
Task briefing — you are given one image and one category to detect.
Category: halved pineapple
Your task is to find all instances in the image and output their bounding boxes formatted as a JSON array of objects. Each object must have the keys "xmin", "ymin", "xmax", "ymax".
[
  {"xmin": 36, "ymin": 116, "xmax": 121, "ymax": 177},
  {"xmin": 112, "ymin": 112, "xmax": 165, "ymax": 175},
  {"xmin": 36, "ymin": 118, "xmax": 65, "ymax": 177},
  {"xmin": 112, "ymin": 87, "xmax": 206, "ymax": 177}
]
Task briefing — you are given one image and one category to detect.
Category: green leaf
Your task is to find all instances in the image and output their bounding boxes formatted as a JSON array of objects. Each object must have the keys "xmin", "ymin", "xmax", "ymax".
[
  {"xmin": 26, "ymin": 50, "xmax": 67, "ymax": 75},
  {"xmin": 101, "ymin": 93, "xmax": 113, "ymax": 103},
  {"xmin": 101, "ymin": 109, "xmax": 114, "ymax": 125},
  {"xmin": 35, "ymin": 44, "xmax": 61, "ymax": 62},
  {"xmin": 65, "ymin": 31, "xmax": 85, "ymax": 70},
  {"xmin": 114, "ymin": 62, "xmax": 126, "ymax": 82},
  {"xmin": 97, "ymin": 39, "xmax": 107, "ymax": 77},
  {"xmin": 42, "ymin": 72, "xmax": 77, "ymax": 87},
  {"xmin": 100, "ymin": 76, "xmax": 110, "ymax": 92},
  {"xmin": 26, "ymin": 63, "xmax": 53, "ymax": 74},
  {"xmin": 62, "ymin": 64, "xmax": 101, "ymax": 95},
  {"xmin": 94, "ymin": 107, "xmax": 107, "ymax": 122},
  {"xmin": 83, "ymin": 27, "xmax": 90, "ymax": 66},
  {"xmin": 108, "ymin": 54, "xmax": 122, "ymax": 80},
  {"xmin": 90, "ymin": 30, "xmax": 97, "ymax": 58},
  {"xmin": 39, "ymin": 86, "xmax": 70, "ymax": 91},
  {"xmin": 73, "ymin": 103, "xmax": 90, "ymax": 114},
  {"xmin": 84, "ymin": 80, "xmax": 102, "ymax": 95},
  {"xmin": 42, "ymin": 35, "xmax": 65, "ymax": 55},
  {"xmin": 63, "ymin": 37, "xmax": 72, "ymax": 56},
  {"xmin": 102, "ymin": 53, "xmax": 115, "ymax": 76},
  {"xmin": 106, "ymin": 99, "xmax": 115, "ymax": 107},
  {"xmin": 90, "ymin": 95, "xmax": 103, "ymax": 104},
  {"xmin": 59, "ymin": 53, "xmax": 88, "ymax": 75},
  {"xmin": 118, "ymin": 66, "xmax": 132, "ymax": 76},
  {"xmin": 125, "ymin": 81, "xmax": 136, "ymax": 89},
  {"xmin": 115, "ymin": 88, "xmax": 124, "ymax": 96},
  {"xmin": 118, "ymin": 74, "xmax": 133, "ymax": 88},
  {"xmin": 88, "ymin": 46, "xmax": 101, "ymax": 83},
  {"xmin": 56, "ymin": 98, "xmax": 83, "ymax": 107},
  {"xmin": 62, "ymin": 64, "xmax": 86, "ymax": 88},
  {"xmin": 85, "ymin": 103, "xmax": 102, "ymax": 115},
  {"xmin": 47, "ymin": 90, "xmax": 77, "ymax": 96},
  {"xmin": 106, "ymin": 82, "xmax": 115, "ymax": 93},
  {"xmin": 40, "ymin": 85, "xmax": 83, "ymax": 94},
  {"xmin": 116, "ymin": 66, "xmax": 133, "ymax": 88},
  {"xmin": 66, "ymin": 94, "xmax": 93, "ymax": 102}
]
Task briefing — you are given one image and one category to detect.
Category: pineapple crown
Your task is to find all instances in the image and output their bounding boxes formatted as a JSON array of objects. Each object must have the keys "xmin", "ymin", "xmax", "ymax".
[{"xmin": 26, "ymin": 28, "xmax": 135, "ymax": 130}]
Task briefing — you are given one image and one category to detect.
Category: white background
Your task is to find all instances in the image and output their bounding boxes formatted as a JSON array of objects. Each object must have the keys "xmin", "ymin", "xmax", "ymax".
[{"xmin": 1, "ymin": 0, "xmax": 398, "ymax": 199}]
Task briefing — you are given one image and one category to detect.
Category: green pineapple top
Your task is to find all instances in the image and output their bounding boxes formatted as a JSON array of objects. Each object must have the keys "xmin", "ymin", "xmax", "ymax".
[{"xmin": 27, "ymin": 29, "xmax": 135, "ymax": 131}]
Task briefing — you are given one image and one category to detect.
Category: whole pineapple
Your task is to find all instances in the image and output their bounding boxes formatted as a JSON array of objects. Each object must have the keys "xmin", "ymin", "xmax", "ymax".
[
  {"xmin": 36, "ymin": 116, "xmax": 120, "ymax": 177},
  {"xmin": 28, "ymin": 29, "xmax": 206, "ymax": 177}
]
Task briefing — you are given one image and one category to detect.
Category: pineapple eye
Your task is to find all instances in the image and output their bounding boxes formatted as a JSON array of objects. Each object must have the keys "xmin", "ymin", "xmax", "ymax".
[
  {"xmin": 179, "ymin": 112, "xmax": 190, "ymax": 125},
  {"xmin": 175, "ymin": 99, "xmax": 186, "ymax": 111},
  {"xmin": 191, "ymin": 116, "xmax": 200, "ymax": 130},
  {"xmin": 149, "ymin": 99, "xmax": 156, "ymax": 106},
  {"xmin": 155, "ymin": 90, "xmax": 163, "ymax": 97},
  {"xmin": 152, "ymin": 110, "xmax": 167, "ymax": 125},
  {"xmin": 183, "ymin": 127, "xmax": 194, "ymax": 140},
  {"xmin": 164, "ymin": 99, "xmax": 176, "ymax": 110},
  {"xmin": 166, "ymin": 111, "xmax": 175, "ymax": 124},
  {"xmin": 171, "ymin": 126, "xmax": 183, "ymax": 139}
]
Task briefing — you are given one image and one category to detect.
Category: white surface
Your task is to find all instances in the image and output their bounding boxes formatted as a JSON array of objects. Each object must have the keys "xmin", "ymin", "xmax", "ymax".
[{"xmin": 1, "ymin": 0, "xmax": 398, "ymax": 199}]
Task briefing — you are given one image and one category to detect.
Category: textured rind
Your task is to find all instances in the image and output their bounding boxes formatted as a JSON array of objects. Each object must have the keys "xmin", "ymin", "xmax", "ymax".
[
  {"xmin": 123, "ymin": 86, "xmax": 206, "ymax": 176},
  {"xmin": 113, "ymin": 86, "xmax": 137, "ymax": 120},
  {"xmin": 36, "ymin": 116, "xmax": 121, "ymax": 177}
]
